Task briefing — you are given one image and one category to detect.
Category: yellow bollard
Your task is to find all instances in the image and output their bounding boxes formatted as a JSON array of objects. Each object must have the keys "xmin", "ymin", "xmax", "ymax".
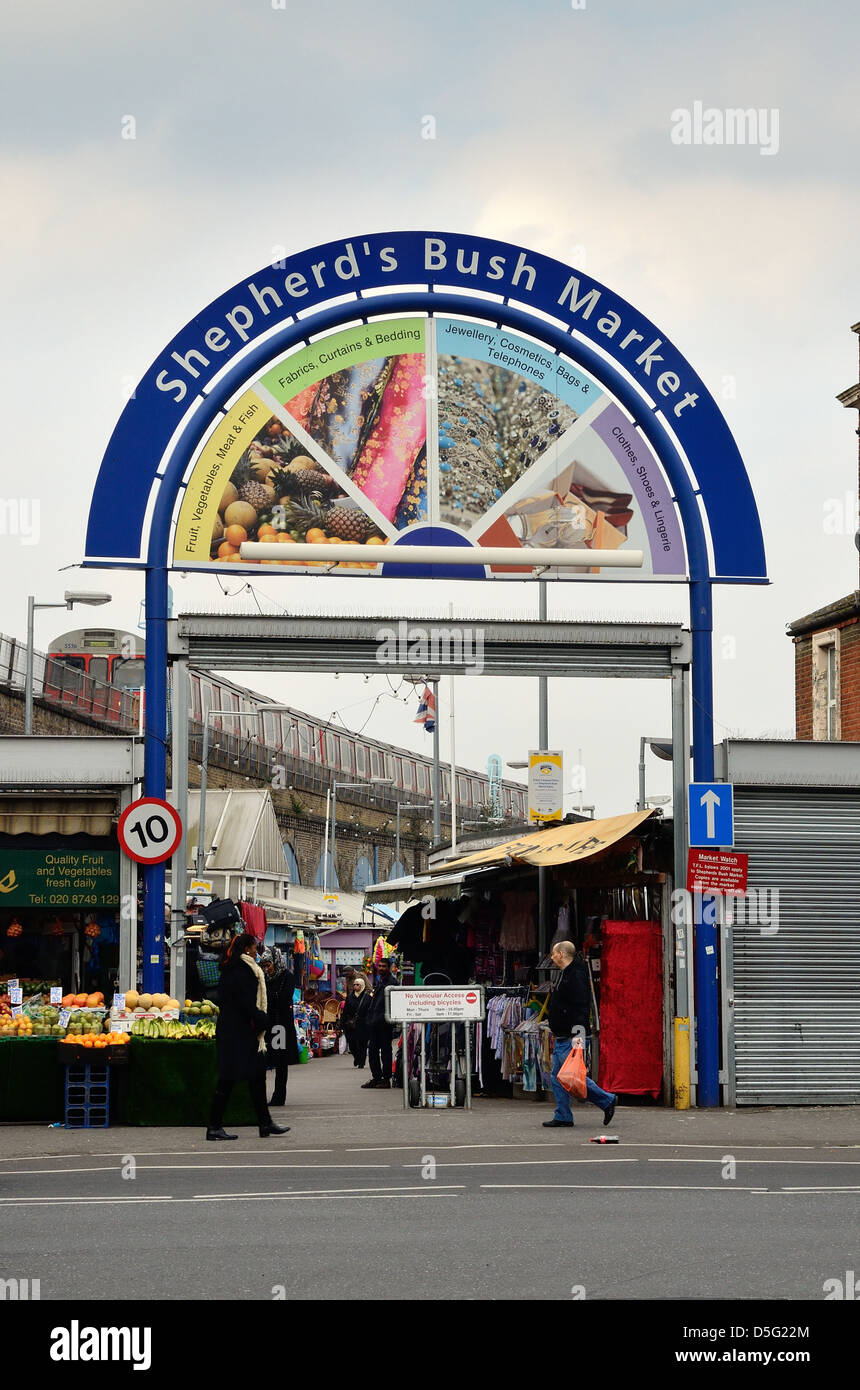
[{"xmin": 674, "ymin": 1017, "xmax": 691, "ymax": 1110}]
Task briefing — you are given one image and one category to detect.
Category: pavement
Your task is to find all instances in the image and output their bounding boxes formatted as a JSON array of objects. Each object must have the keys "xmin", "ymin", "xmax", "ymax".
[{"xmin": 2, "ymin": 1055, "xmax": 858, "ymax": 1302}]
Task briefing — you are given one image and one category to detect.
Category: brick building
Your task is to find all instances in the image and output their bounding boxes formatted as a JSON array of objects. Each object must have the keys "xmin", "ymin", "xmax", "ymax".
[{"xmin": 789, "ymin": 322, "xmax": 860, "ymax": 739}]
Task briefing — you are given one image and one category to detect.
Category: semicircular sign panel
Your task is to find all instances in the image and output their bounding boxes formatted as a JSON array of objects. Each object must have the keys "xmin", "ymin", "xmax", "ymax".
[{"xmin": 172, "ymin": 315, "xmax": 686, "ymax": 580}]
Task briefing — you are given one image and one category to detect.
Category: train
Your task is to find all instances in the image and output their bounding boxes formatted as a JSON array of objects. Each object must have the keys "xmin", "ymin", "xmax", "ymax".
[{"xmin": 27, "ymin": 628, "xmax": 528, "ymax": 820}]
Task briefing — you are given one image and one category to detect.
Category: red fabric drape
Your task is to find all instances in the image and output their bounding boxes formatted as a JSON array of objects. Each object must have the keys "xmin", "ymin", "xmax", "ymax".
[
  {"xmin": 597, "ymin": 920, "xmax": 663, "ymax": 1097},
  {"xmin": 238, "ymin": 902, "xmax": 267, "ymax": 943}
]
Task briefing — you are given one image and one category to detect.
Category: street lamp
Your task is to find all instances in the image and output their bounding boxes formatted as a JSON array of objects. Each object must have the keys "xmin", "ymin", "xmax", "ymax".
[
  {"xmin": 196, "ymin": 705, "xmax": 290, "ymax": 877},
  {"xmin": 326, "ymin": 777, "xmax": 393, "ymax": 893},
  {"xmin": 638, "ymin": 736, "xmax": 691, "ymax": 811},
  {"xmin": 25, "ymin": 590, "xmax": 112, "ymax": 735}
]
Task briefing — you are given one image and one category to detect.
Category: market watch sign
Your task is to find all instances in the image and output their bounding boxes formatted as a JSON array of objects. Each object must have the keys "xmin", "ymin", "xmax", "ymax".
[{"xmin": 0, "ymin": 851, "xmax": 119, "ymax": 907}]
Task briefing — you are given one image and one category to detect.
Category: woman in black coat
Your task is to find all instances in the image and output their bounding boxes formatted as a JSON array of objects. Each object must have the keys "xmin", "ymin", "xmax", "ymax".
[
  {"xmin": 260, "ymin": 946, "xmax": 300, "ymax": 1106},
  {"xmin": 340, "ymin": 974, "xmax": 371, "ymax": 1069},
  {"xmin": 206, "ymin": 932, "xmax": 290, "ymax": 1141}
]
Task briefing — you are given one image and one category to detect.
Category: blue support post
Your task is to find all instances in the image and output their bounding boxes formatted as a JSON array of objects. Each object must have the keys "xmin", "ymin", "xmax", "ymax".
[
  {"xmin": 690, "ymin": 577, "xmax": 719, "ymax": 1107},
  {"xmin": 142, "ymin": 564, "xmax": 169, "ymax": 993}
]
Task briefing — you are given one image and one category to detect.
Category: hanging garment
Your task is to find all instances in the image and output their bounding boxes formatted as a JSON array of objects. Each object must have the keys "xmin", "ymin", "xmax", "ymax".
[
  {"xmin": 499, "ymin": 891, "xmax": 536, "ymax": 951},
  {"xmin": 557, "ymin": 902, "xmax": 570, "ymax": 939},
  {"xmin": 597, "ymin": 920, "xmax": 663, "ymax": 1097},
  {"xmin": 238, "ymin": 901, "xmax": 267, "ymax": 943}
]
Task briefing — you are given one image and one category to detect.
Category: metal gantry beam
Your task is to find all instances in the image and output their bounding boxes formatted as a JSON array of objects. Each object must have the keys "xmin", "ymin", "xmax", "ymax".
[{"xmin": 168, "ymin": 614, "xmax": 691, "ymax": 680}]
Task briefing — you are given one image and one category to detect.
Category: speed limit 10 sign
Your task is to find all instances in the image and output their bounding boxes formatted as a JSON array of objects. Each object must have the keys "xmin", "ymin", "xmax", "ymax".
[{"xmin": 118, "ymin": 798, "xmax": 182, "ymax": 865}]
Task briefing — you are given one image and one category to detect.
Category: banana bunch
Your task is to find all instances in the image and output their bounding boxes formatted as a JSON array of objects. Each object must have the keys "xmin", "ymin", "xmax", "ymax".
[{"xmin": 131, "ymin": 1017, "xmax": 216, "ymax": 1040}]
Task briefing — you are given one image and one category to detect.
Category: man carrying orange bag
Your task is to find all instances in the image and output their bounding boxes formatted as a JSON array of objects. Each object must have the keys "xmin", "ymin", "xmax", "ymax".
[{"xmin": 543, "ymin": 940, "xmax": 617, "ymax": 1129}]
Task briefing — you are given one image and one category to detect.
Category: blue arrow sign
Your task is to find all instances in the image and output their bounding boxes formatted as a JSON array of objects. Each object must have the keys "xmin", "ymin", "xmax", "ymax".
[{"xmin": 689, "ymin": 782, "xmax": 734, "ymax": 848}]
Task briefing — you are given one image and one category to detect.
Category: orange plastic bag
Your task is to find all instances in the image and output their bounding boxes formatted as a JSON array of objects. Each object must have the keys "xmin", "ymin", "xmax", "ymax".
[{"xmin": 557, "ymin": 1038, "xmax": 587, "ymax": 1099}]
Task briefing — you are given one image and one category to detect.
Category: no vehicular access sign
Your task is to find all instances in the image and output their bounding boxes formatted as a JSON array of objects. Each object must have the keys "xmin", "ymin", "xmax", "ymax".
[
  {"xmin": 386, "ymin": 986, "xmax": 486, "ymax": 1023},
  {"xmin": 687, "ymin": 848, "xmax": 749, "ymax": 895}
]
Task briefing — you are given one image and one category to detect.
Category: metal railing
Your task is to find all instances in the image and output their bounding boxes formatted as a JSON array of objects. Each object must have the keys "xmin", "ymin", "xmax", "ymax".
[
  {"xmin": 0, "ymin": 632, "xmax": 141, "ymax": 731},
  {"xmin": 1, "ymin": 631, "xmax": 527, "ymax": 821}
]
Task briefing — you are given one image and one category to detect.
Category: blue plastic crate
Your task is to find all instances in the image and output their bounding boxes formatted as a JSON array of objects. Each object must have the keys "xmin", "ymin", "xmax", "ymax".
[
  {"xmin": 64, "ymin": 1061, "xmax": 111, "ymax": 1127},
  {"xmin": 65, "ymin": 1104, "xmax": 109, "ymax": 1129}
]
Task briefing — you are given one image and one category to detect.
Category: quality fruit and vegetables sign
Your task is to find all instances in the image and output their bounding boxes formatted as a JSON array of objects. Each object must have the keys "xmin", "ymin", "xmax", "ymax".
[{"xmin": 0, "ymin": 851, "xmax": 119, "ymax": 907}]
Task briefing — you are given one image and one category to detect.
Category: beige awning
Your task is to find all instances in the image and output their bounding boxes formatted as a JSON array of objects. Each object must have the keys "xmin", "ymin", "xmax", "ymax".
[
  {"xmin": 430, "ymin": 810, "xmax": 654, "ymax": 873},
  {"xmin": 0, "ymin": 797, "xmax": 116, "ymax": 836}
]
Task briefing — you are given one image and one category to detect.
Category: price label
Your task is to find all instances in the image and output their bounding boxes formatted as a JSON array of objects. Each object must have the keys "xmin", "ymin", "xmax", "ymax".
[
  {"xmin": 50, "ymin": 987, "xmax": 62, "ymax": 1004},
  {"xmin": 7, "ymin": 978, "xmax": 19, "ymax": 992},
  {"xmin": 58, "ymin": 1008, "xmax": 71, "ymax": 1028},
  {"xmin": 9, "ymin": 988, "xmax": 22, "ymax": 1006},
  {"xmin": 113, "ymin": 993, "xmax": 126, "ymax": 1010},
  {"xmin": 11, "ymin": 1005, "xmax": 22, "ymax": 1019}
]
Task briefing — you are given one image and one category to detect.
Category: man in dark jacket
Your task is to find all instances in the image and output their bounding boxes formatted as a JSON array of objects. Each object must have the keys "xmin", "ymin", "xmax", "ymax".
[
  {"xmin": 362, "ymin": 959, "xmax": 396, "ymax": 1089},
  {"xmin": 544, "ymin": 940, "xmax": 616, "ymax": 1129}
]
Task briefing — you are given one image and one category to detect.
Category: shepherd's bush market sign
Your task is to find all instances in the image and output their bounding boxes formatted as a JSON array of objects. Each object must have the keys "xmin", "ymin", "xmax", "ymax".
[
  {"xmin": 85, "ymin": 230, "xmax": 767, "ymax": 585},
  {"xmin": 0, "ymin": 851, "xmax": 119, "ymax": 907}
]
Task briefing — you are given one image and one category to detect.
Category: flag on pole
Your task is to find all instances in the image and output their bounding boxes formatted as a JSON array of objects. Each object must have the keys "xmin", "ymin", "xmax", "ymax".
[{"xmin": 413, "ymin": 686, "xmax": 436, "ymax": 734}]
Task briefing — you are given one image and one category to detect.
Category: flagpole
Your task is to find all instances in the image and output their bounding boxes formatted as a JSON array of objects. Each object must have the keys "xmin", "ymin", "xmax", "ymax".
[
  {"xmin": 449, "ymin": 670, "xmax": 457, "ymax": 855},
  {"xmin": 432, "ymin": 679, "xmax": 441, "ymax": 848}
]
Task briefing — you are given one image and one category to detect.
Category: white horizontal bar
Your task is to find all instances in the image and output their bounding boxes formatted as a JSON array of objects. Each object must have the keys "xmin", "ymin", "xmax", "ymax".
[{"xmin": 239, "ymin": 543, "xmax": 644, "ymax": 568}]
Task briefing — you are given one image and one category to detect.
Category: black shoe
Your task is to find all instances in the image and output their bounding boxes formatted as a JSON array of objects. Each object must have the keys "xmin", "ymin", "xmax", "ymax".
[
  {"xmin": 259, "ymin": 1122, "xmax": 290, "ymax": 1137},
  {"xmin": 377, "ymin": 1079, "xmax": 391, "ymax": 1089},
  {"xmin": 206, "ymin": 1127, "xmax": 238, "ymax": 1141},
  {"xmin": 603, "ymin": 1098, "xmax": 617, "ymax": 1127},
  {"xmin": 542, "ymin": 1119, "xmax": 574, "ymax": 1128},
  {"xmin": 269, "ymin": 1096, "xmax": 286, "ymax": 1107},
  {"xmin": 361, "ymin": 1079, "xmax": 380, "ymax": 1089}
]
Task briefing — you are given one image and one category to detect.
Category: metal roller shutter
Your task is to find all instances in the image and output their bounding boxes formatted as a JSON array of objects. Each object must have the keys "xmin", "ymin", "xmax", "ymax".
[{"xmin": 732, "ymin": 787, "xmax": 860, "ymax": 1105}]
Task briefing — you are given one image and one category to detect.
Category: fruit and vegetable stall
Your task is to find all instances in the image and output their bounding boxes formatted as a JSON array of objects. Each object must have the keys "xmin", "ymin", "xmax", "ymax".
[{"xmin": 0, "ymin": 983, "xmax": 255, "ymax": 1126}]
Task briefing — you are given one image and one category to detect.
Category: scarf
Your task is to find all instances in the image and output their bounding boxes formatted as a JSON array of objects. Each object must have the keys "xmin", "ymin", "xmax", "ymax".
[
  {"xmin": 264, "ymin": 945, "xmax": 287, "ymax": 976},
  {"xmin": 240, "ymin": 952, "xmax": 268, "ymax": 1052}
]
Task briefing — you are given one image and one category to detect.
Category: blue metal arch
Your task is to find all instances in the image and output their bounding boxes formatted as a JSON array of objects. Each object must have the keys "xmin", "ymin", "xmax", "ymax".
[
  {"xmin": 138, "ymin": 291, "xmax": 723, "ymax": 982},
  {"xmin": 116, "ymin": 271, "xmax": 752, "ymax": 1110},
  {"xmin": 85, "ymin": 231, "xmax": 767, "ymax": 582}
]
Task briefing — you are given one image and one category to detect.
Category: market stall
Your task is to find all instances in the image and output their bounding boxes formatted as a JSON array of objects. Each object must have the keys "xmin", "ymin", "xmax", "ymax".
[{"xmin": 366, "ymin": 810, "xmax": 673, "ymax": 1106}]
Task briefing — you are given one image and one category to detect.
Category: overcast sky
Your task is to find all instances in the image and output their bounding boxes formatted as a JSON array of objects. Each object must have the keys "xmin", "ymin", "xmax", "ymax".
[{"xmin": 2, "ymin": 0, "xmax": 859, "ymax": 817}]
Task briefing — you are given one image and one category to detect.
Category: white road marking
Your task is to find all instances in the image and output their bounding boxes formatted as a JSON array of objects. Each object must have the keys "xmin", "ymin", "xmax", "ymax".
[
  {"xmin": 401, "ymin": 1158, "xmax": 637, "ymax": 1168},
  {"xmin": 0, "ymin": 1196, "xmax": 174, "ymax": 1205},
  {"xmin": 769, "ymin": 1186, "xmax": 860, "ymax": 1194},
  {"xmin": 193, "ymin": 1185, "xmax": 466, "ymax": 1199},
  {"xmin": 648, "ymin": 1158, "xmax": 860, "ymax": 1166},
  {"xmin": 193, "ymin": 1192, "xmax": 462, "ymax": 1203},
  {"xmin": 345, "ymin": 1143, "xmax": 566, "ymax": 1153},
  {"xmin": 1, "ymin": 1186, "xmax": 466, "ymax": 1209},
  {"xmin": 3, "ymin": 1163, "xmax": 392, "ymax": 1177},
  {"xmin": 89, "ymin": 1148, "xmax": 335, "ymax": 1157},
  {"xmin": 480, "ymin": 1184, "xmax": 771, "ymax": 1193}
]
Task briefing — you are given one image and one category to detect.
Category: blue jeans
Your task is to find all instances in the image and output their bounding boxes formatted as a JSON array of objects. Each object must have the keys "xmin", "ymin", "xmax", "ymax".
[{"xmin": 550, "ymin": 1036, "xmax": 615, "ymax": 1123}]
